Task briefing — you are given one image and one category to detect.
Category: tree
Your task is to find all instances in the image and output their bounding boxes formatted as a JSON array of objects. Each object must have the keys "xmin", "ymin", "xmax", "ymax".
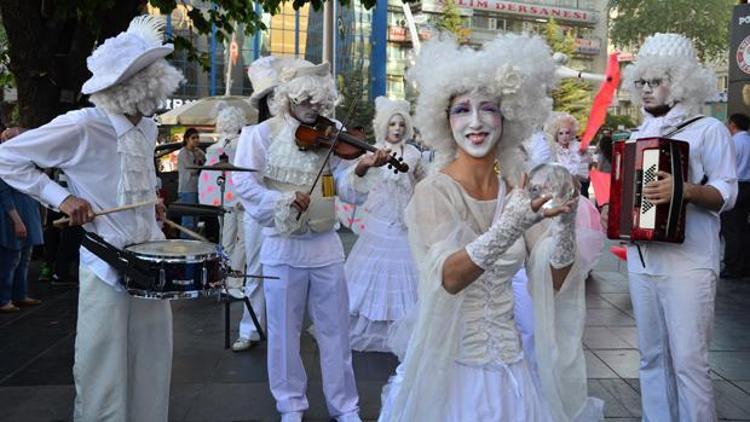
[
  {"xmin": 0, "ymin": 0, "xmax": 408, "ymax": 129},
  {"xmin": 436, "ymin": 0, "xmax": 471, "ymax": 43},
  {"xmin": 544, "ymin": 19, "xmax": 593, "ymax": 131},
  {"xmin": 609, "ymin": 0, "xmax": 734, "ymax": 61}
]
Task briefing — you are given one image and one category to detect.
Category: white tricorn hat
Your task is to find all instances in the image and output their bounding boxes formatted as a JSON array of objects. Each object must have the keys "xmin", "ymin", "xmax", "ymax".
[{"xmin": 81, "ymin": 15, "xmax": 174, "ymax": 95}]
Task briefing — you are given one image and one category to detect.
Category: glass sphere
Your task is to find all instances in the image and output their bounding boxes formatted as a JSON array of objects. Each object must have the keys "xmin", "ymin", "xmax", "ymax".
[{"xmin": 526, "ymin": 163, "xmax": 579, "ymax": 210}]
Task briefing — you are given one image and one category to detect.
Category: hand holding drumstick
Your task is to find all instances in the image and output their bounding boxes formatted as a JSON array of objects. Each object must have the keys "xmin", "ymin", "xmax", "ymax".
[{"xmin": 54, "ymin": 197, "xmax": 157, "ymax": 226}]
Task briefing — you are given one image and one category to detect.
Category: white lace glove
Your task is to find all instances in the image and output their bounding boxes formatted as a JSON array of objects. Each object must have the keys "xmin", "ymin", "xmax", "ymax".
[
  {"xmin": 466, "ymin": 189, "xmax": 543, "ymax": 270},
  {"xmin": 550, "ymin": 201, "xmax": 577, "ymax": 269},
  {"xmin": 274, "ymin": 192, "xmax": 304, "ymax": 235}
]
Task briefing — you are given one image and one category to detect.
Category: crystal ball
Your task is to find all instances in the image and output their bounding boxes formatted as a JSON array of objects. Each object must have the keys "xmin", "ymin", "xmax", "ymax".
[{"xmin": 526, "ymin": 163, "xmax": 579, "ymax": 210}]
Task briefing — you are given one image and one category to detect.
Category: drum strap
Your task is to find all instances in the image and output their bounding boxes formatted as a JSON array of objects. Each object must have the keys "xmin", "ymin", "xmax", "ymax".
[{"xmin": 81, "ymin": 231, "xmax": 155, "ymax": 285}]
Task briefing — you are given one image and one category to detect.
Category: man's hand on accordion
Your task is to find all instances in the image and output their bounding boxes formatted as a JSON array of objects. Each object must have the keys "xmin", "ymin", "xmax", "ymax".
[{"xmin": 643, "ymin": 171, "xmax": 674, "ymax": 205}]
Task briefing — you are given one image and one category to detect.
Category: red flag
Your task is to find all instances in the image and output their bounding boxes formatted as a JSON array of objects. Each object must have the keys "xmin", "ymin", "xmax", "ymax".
[
  {"xmin": 580, "ymin": 53, "xmax": 621, "ymax": 151},
  {"xmin": 589, "ymin": 168, "xmax": 611, "ymax": 208}
]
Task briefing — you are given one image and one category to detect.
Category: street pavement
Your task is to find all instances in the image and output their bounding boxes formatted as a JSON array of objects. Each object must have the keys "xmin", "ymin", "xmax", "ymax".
[{"xmin": 1, "ymin": 230, "xmax": 750, "ymax": 421}]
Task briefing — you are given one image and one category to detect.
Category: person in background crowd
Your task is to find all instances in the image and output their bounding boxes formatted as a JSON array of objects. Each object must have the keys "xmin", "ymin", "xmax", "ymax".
[
  {"xmin": 721, "ymin": 113, "xmax": 750, "ymax": 279},
  {"xmin": 345, "ymin": 97, "xmax": 424, "ymax": 352},
  {"xmin": 0, "ymin": 132, "xmax": 43, "ymax": 313},
  {"xmin": 177, "ymin": 127, "xmax": 205, "ymax": 233},
  {"xmin": 0, "ymin": 15, "xmax": 183, "ymax": 420},
  {"xmin": 622, "ymin": 33, "xmax": 737, "ymax": 421},
  {"xmin": 546, "ymin": 112, "xmax": 592, "ymax": 197}
]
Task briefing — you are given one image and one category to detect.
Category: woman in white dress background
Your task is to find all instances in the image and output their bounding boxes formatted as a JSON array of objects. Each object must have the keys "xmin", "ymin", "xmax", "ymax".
[
  {"xmin": 346, "ymin": 97, "xmax": 424, "ymax": 352},
  {"xmin": 378, "ymin": 33, "xmax": 603, "ymax": 422},
  {"xmin": 546, "ymin": 112, "xmax": 592, "ymax": 197}
]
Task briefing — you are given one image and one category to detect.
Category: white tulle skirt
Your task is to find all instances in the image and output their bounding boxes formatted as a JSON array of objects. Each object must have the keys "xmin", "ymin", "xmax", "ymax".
[
  {"xmin": 380, "ymin": 358, "xmax": 553, "ymax": 422},
  {"xmin": 345, "ymin": 216, "xmax": 419, "ymax": 352}
]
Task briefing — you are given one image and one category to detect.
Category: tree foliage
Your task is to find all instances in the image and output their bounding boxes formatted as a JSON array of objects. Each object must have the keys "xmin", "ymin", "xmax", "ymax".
[
  {"xmin": 1, "ymin": 0, "xmax": 416, "ymax": 128},
  {"xmin": 544, "ymin": 19, "xmax": 593, "ymax": 132},
  {"xmin": 436, "ymin": 0, "xmax": 471, "ymax": 43},
  {"xmin": 608, "ymin": 0, "xmax": 734, "ymax": 61}
]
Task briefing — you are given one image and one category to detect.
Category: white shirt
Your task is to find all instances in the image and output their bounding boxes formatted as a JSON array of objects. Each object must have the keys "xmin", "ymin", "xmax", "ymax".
[
  {"xmin": 232, "ymin": 116, "xmax": 369, "ymax": 268},
  {"xmin": 626, "ymin": 104, "xmax": 738, "ymax": 275},
  {"xmin": 732, "ymin": 130, "xmax": 750, "ymax": 182},
  {"xmin": 0, "ymin": 108, "xmax": 164, "ymax": 289}
]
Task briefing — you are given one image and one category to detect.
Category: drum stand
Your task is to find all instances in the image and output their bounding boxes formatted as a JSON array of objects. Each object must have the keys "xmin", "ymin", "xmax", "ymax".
[{"xmin": 215, "ymin": 161, "xmax": 266, "ymax": 349}]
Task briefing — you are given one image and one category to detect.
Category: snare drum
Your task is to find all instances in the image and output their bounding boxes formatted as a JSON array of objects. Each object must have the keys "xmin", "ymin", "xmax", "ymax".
[{"xmin": 122, "ymin": 240, "xmax": 224, "ymax": 299}]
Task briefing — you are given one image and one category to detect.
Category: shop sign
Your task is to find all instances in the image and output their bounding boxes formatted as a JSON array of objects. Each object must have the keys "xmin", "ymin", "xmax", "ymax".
[
  {"xmin": 423, "ymin": 0, "xmax": 597, "ymax": 24},
  {"xmin": 575, "ymin": 38, "xmax": 601, "ymax": 55},
  {"xmin": 159, "ymin": 98, "xmax": 198, "ymax": 111},
  {"xmin": 389, "ymin": 26, "xmax": 408, "ymax": 42}
]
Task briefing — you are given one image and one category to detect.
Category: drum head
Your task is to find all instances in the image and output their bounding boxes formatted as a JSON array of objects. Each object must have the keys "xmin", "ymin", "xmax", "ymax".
[{"xmin": 125, "ymin": 240, "xmax": 217, "ymax": 258}]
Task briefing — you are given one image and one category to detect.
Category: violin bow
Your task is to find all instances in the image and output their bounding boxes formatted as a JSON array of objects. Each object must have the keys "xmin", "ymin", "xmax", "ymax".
[{"xmin": 296, "ymin": 98, "xmax": 360, "ymax": 221}]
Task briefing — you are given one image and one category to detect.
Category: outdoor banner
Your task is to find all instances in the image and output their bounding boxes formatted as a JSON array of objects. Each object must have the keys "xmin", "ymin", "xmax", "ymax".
[{"xmin": 728, "ymin": 3, "xmax": 750, "ymax": 116}]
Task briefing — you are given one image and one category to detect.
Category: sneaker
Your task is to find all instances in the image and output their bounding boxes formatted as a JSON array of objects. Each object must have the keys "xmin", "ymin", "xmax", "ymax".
[
  {"xmin": 38, "ymin": 263, "xmax": 53, "ymax": 282},
  {"xmin": 14, "ymin": 297, "xmax": 42, "ymax": 307},
  {"xmin": 231, "ymin": 337, "xmax": 258, "ymax": 352},
  {"xmin": 0, "ymin": 303, "xmax": 20, "ymax": 313}
]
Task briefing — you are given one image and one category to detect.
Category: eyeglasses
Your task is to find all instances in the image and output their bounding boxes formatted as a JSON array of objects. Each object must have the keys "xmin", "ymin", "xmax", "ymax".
[{"xmin": 633, "ymin": 78, "xmax": 665, "ymax": 89}]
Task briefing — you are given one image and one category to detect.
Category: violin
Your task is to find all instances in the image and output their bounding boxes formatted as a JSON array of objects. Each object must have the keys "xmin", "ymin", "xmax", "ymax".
[{"xmin": 295, "ymin": 116, "xmax": 409, "ymax": 174}]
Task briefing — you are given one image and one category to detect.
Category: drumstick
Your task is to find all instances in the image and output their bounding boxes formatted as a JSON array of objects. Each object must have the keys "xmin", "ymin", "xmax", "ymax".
[
  {"xmin": 53, "ymin": 199, "xmax": 157, "ymax": 227},
  {"xmin": 163, "ymin": 218, "xmax": 210, "ymax": 243}
]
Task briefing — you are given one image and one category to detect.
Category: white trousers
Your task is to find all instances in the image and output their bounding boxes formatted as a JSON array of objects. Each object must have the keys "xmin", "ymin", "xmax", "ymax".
[
  {"xmin": 223, "ymin": 205, "xmax": 246, "ymax": 286},
  {"xmin": 263, "ymin": 263, "xmax": 359, "ymax": 418},
  {"xmin": 238, "ymin": 215, "xmax": 266, "ymax": 339},
  {"xmin": 73, "ymin": 266, "xmax": 172, "ymax": 422},
  {"xmin": 629, "ymin": 269, "xmax": 717, "ymax": 422}
]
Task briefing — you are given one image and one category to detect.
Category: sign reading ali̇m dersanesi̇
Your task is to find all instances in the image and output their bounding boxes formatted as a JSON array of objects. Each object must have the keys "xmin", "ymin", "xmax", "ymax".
[{"xmin": 421, "ymin": 0, "xmax": 597, "ymax": 24}]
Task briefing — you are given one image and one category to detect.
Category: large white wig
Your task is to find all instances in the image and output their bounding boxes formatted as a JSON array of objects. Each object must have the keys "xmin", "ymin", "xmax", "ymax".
[
  {"xmin": 271, "ymin": 61, "xmax": 338, "ymax": 118},
  {"xmin": 622, "ymin": 33, "xmax": 716, "ymax": 116},
  {"xmin": 373, "ymin": 96, "xmax": 414, "ymax": 145},
  {"xmin": 214, "ymin": 102, "xmax": 247, "ymax": 136},
  {"xmin": 89, "ymin": 58, "xmax": 184, "ymax": 116},
  {"xmin": 408, "ymin": 33, "xmax": 556, "ymax": 181}
]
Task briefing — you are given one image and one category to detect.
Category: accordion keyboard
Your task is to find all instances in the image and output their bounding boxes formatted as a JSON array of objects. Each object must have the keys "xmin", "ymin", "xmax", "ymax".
[{"xmin": 640, "ymin": 149, "xmax": 659, "ymax": 229}]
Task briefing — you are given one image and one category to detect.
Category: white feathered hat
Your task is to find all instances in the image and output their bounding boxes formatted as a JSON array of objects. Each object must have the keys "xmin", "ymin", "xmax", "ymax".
[
  {"xmin": 82, "ymin": 15, "xmax": 173, "ymax": 95},
  {"xmin": 373, "ymin": 96, "xmax": 414, "ymax": 144}
]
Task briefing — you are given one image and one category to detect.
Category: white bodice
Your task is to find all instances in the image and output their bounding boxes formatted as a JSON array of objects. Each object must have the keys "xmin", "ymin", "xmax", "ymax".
[{"xmin": 457, "ymin": 237, "xmax": 526, "ymax": 366}]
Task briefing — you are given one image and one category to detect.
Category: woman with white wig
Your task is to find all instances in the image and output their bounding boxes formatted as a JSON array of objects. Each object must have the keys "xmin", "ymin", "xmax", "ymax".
[
  {"xmin": 378, "ymin": 33, "xmax": 602, "ymax": 422},
  {"xmin": 345, "ymin": 97, "xmax": 424, "ymax": 352},
  {"xmin": 545, "ymin": 112, "xmax": 592, "ymax": 197}
]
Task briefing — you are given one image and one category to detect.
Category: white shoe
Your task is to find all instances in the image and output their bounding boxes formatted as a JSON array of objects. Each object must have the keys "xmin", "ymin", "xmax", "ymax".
[
  {"xmin": 337, "ymin": 412, "xmax": 362, "ymax": 422},
  {"xmin": 231, "ymin": 337, "xmax": 257, "ymax": 352},
  {"xmin": 280, "ymin": 411, "xmax": 303, "ymax": 422}
]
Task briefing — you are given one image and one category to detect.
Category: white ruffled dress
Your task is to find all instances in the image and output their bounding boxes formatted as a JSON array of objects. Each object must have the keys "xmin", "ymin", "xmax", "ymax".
[
  {"xmin": 345, "ymin": 143, "xmax": 424, "ymax": 352},
  {"xmin": 378, "ymin": 173, "xmax": 604, "ymax": 422}
]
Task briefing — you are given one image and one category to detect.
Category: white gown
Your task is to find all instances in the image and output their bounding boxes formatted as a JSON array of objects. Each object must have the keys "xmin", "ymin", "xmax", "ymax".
[
  {"xmin": 345, "ymin": 143, "xmax": 423, "ymax": 352},
  {"xmin": 379, "ymin": 173, "xmax": 604, "ymax": 422}
]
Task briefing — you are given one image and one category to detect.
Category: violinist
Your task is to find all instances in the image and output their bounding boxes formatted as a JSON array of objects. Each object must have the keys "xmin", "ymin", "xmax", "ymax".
[{"xmin": 232, "ymin": 59, "xmax": 390, "ymax": 422}]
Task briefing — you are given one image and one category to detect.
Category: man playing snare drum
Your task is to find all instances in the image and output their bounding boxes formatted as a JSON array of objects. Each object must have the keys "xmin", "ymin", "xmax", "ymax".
[{"xmin": 0, "ymin": 16, "xmax": 183, "ymax": 421}]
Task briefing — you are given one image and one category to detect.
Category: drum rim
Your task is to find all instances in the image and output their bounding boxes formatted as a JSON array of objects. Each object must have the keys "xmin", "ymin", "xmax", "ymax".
[
  {"xmin": 126, "ymin": 287, "xmax": 222, "ymax": 300},
  {"xmin": 124, "ymin": 239, "xmax": 219, "ymax": 260}
]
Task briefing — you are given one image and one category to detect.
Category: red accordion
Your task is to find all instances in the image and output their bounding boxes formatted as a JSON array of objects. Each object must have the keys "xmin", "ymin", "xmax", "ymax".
[{"xmin": 607, "ymin": 137, "xmax": 689, "ymax": 243}]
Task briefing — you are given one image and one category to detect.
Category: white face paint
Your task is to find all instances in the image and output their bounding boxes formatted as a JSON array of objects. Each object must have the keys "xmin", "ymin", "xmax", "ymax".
[
  {"xmin": 556, "ymin": 124, "xmax": 574, "ymax": 147},
  {"xmin": 636, "ymin": 72, "xmax": 671, "ymax": 110},
  {"xmin": 448, "ymin": 91, "xmax": 503, "ymax": 159},
  {"xmin": 290, "ymin": 97, "xmax": 322, "ymax": 124},
  {"xmin": 386, "ymin": 114, "xmax": 407, "ymax": 144}
]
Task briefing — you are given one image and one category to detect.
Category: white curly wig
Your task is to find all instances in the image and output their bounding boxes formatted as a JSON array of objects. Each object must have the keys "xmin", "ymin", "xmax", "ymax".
[
  {"xmin": 544, "ymin": 112, "xmax": 580, "ymax": 142},
  {"xmin": 373, "ymin": 96, "xmax": 414, "ymax": 145},
  {"xmin": 623, "ymin": 33, "xmax": 716, "ymax": 116},
  {"xmin": 214, "ymin": 102, "xmax": 247, "ymax": 136},
  {"xmin": 408, "ymin": 33, "xmax": 556, "ymax": 180},
  {"xmin": 89, "ymin": 58, "xmax": 184, "ymax": 116},
  {"xmin": 271, "ymin": 62, "xmax": 338, "ymax": 118}
]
